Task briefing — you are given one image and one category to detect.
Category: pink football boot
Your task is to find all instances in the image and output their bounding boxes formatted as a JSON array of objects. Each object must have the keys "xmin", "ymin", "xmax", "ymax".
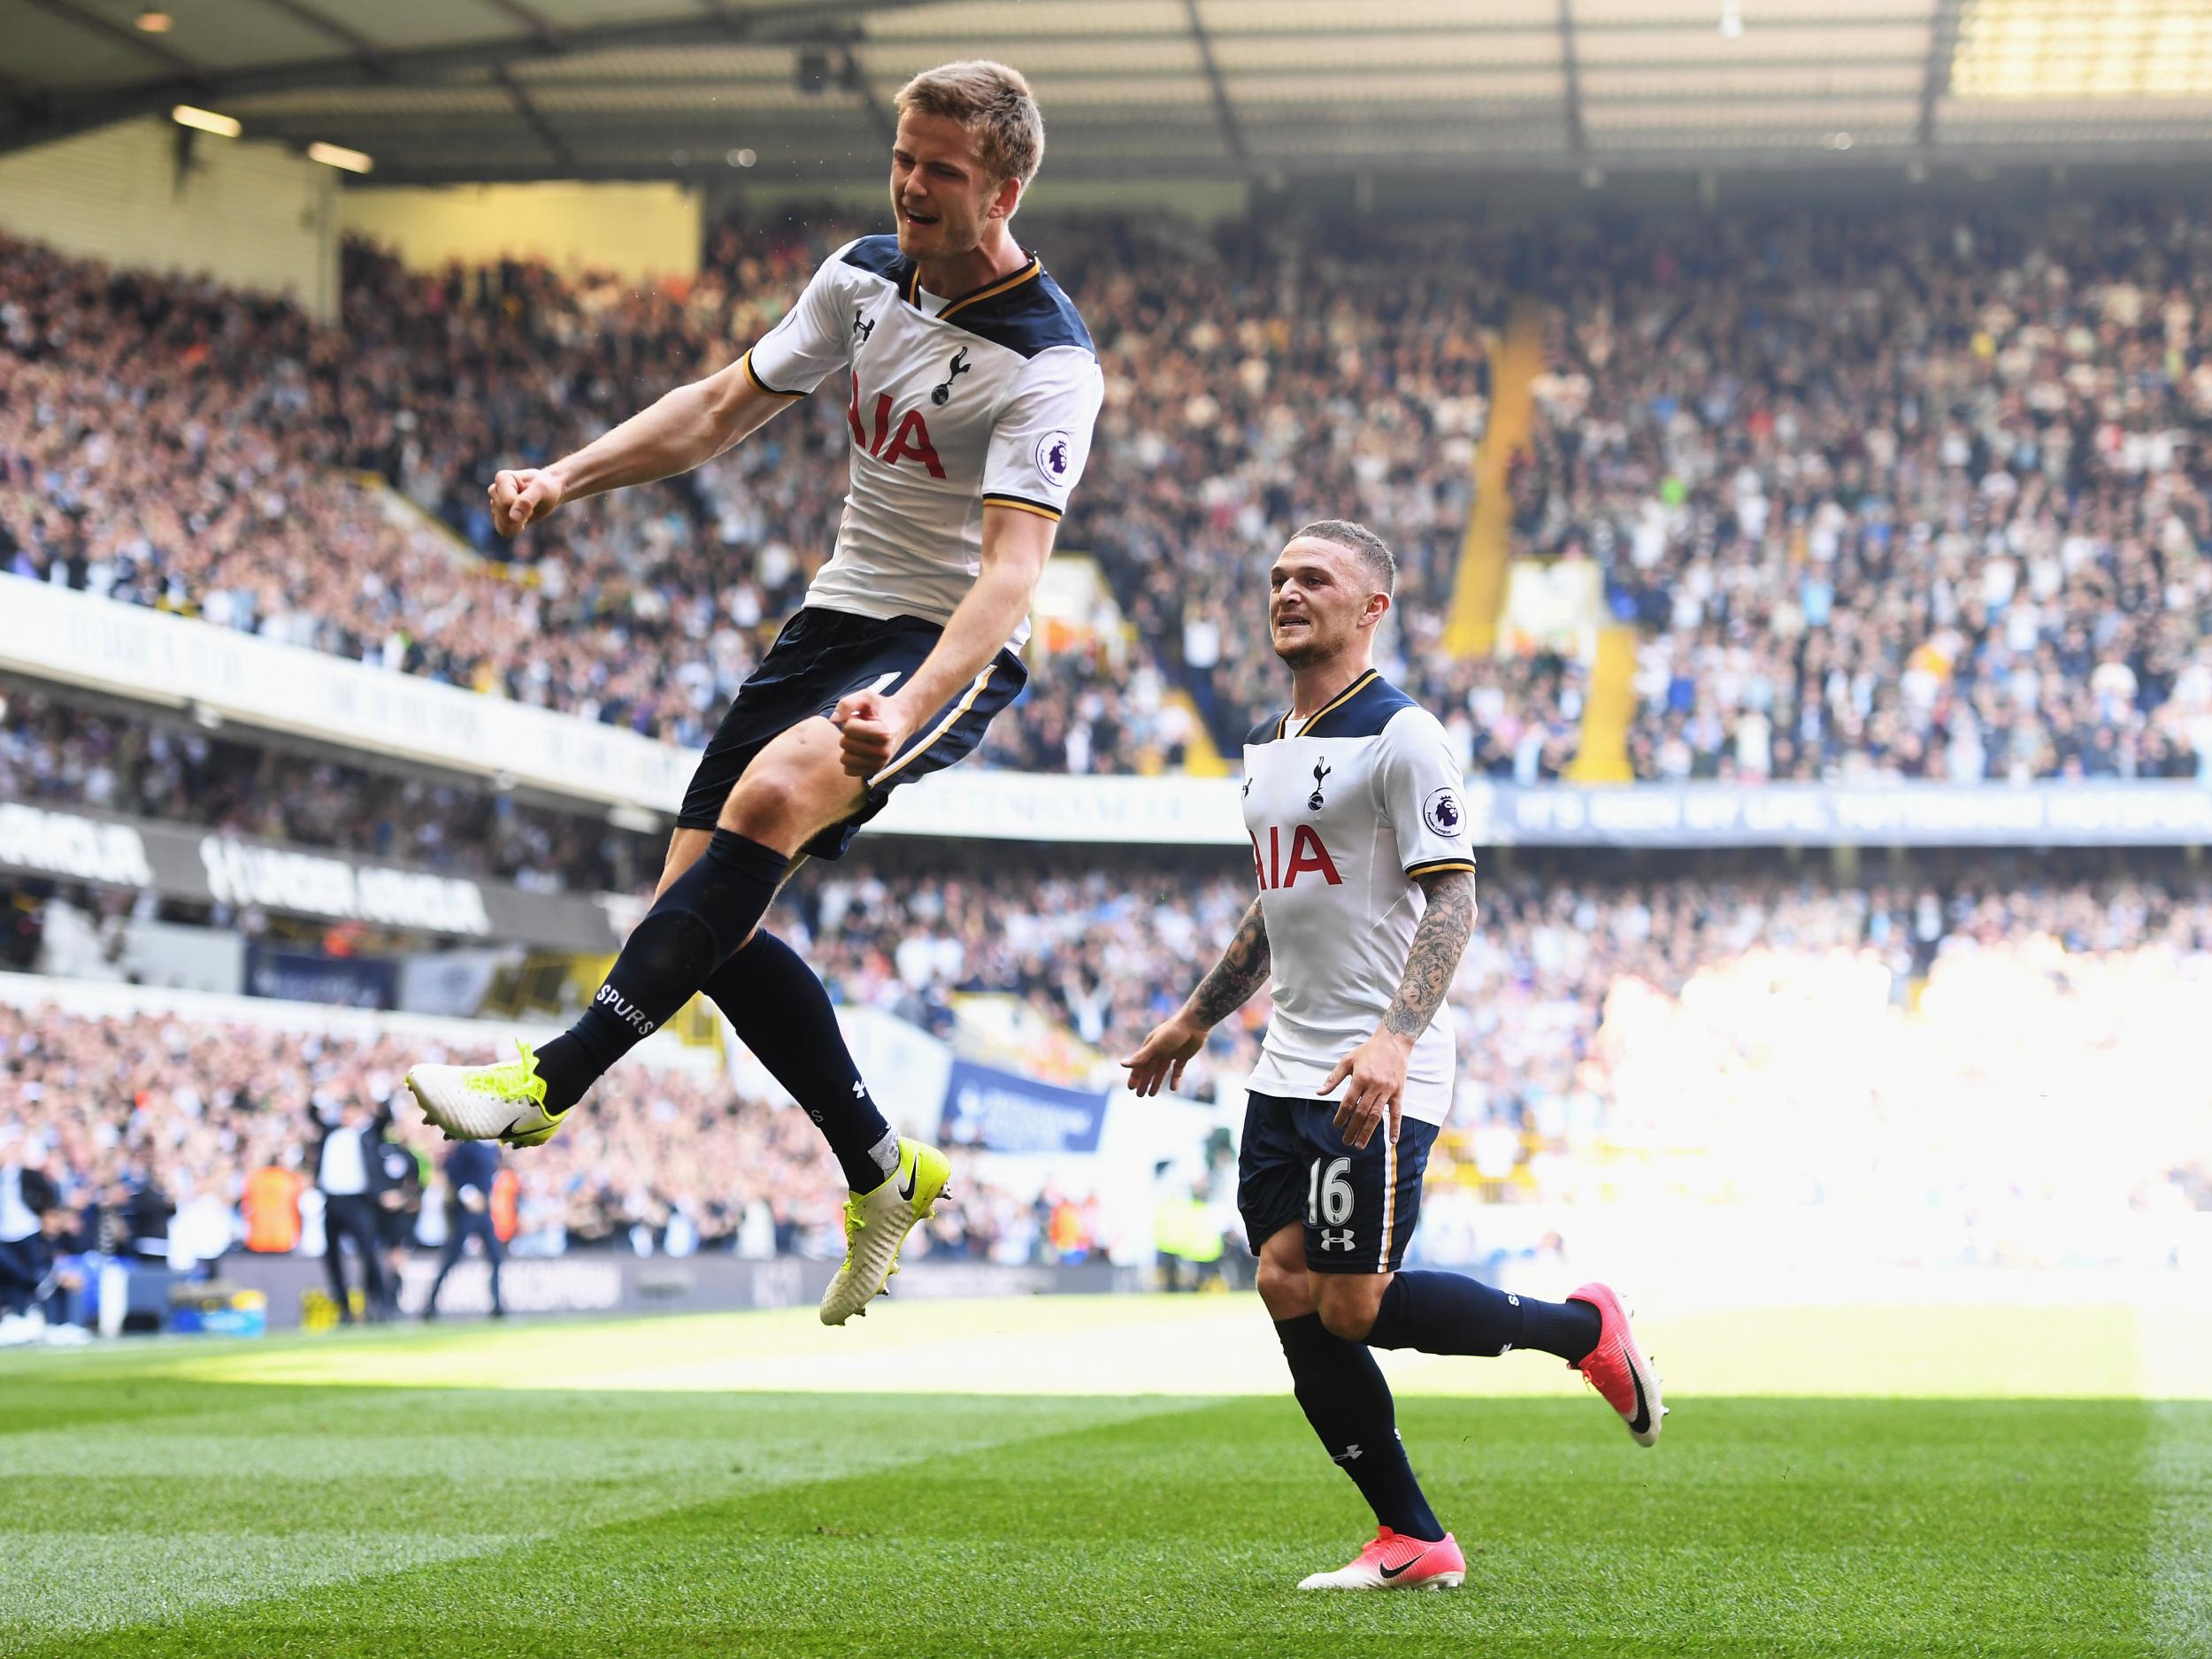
[
  {"xmin": 1569, "ymin": 1281, "xmax": 1665, "ymax": 1447},
  {"xmin": 1297, "ymin": 1527, "xmax": 1467, "ymax": 1591}
]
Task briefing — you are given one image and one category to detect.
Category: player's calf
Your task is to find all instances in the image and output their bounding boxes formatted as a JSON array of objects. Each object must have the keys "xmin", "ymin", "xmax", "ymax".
[{"xmin": 1362, "ymin": 1269, "xmax": 1601, "ymax": 1361}]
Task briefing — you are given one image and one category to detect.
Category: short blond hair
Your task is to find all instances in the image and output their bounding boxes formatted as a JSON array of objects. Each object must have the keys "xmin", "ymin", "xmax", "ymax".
[{"xmin": 895, "ymin": 60, "xmax": 1044, "ymax": 186}]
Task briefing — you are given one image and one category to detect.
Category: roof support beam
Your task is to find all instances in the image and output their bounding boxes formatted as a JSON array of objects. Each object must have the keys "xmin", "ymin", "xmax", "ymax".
[
  {"xmin": 0, "ymin": 0, "xmax": 931, "ymax": 157},
  {"xmin": 1918, "ymin": 0, "xmax": 1964, "ymax": 148},
  {"xmin": 340, "ymin": 134, "xmax": 2212, "ymax": 189},
  {"xmin": 494, "ymin": 65, "xmax": 573, "ymax": 170},
  {"xmin": 1184, "ymin": 0, "xmax": 1248, "ymax": 166},
  {"xmin": 250, "ymin": 0, "xmax": 392, "ymax": 80},
  {"xmin": 21, "ymin": 0, "xmax": 209, "ymax": 81},
  {"xmin": 477, "ymin": 0, "xmax": 564, "ymax": 55},
  {"xmin": 1558, "ymin": 0, "xmax": 1586, "ymax": 152}
]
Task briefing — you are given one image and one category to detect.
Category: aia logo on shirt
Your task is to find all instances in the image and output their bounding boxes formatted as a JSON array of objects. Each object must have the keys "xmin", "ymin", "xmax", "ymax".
[
  {"xmin": 1250, "ymin": 824, "xmax": 1341, "ymax": 890},
  {"xmin": 847, "ymin": 371, "xmax": 947, "ymax": 479}
]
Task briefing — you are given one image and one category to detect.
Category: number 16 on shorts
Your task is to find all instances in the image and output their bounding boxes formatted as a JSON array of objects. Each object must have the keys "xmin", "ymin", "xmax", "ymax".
[{"xmin": 1308, "ymin": 1156, "xmax": 1355, "ymax": 1252}]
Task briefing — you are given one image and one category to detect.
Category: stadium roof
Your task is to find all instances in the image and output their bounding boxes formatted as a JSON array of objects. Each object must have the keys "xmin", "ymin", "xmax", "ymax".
[{"xmin": 6, "ymin": 0, "xmax": 2212, "ymax": 184}]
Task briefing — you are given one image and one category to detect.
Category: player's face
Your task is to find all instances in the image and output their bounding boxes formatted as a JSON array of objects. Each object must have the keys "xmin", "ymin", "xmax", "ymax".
[
  {"xmin": 889, "ymin": 111, "xmax": 1015, "ymax": 263},
  {"xmin": 1268, "ymin": 538, "xmax": 1380, "ymax": 668}
]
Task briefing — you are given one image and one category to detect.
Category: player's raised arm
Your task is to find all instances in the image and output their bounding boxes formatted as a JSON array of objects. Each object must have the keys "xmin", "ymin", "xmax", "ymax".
[
  {"xmin": 487, "ymin": 359, "xmax": 798, "ymax": 537},
  {"xmin": 1123, "ymin": 896, "xmax": 1272, "ymax": 1097},
  {"xmin": 488, "ymin": 238, "xmax": 862, "ymax": 537}
]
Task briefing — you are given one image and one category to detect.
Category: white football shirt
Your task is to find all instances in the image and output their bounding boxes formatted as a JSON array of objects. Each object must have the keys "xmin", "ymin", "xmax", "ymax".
[
  {"xmin": 1240, "ymin": 670, "xmax": 1477, "ymax": 1125},
  {"xmin": 743, "ymin": 235, "xmax": 1105, "ymax": 649}
]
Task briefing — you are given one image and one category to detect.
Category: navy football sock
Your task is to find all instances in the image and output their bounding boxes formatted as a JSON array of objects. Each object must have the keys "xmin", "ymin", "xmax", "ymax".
[
  {"xmin": 536, "ymin": 830, "xmax": 789, "ymax": 1114},
  {"xmin": 1274, "ymin": 1313, "xmax": 1443, "ymax": 1541},
  {"xmin": 1365, "ymin": 1270, "xmax": 1601, "ymax": 1363},
  {"xmin": 702, "ymin": 931, "xmax": 899, "ymax": 1192}
]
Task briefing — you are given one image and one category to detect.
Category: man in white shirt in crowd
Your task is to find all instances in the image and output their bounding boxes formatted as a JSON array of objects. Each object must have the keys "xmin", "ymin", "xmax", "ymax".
[{"xmin": 310, "ymin": 1100, "xmax": 388, "ymax": 1324}]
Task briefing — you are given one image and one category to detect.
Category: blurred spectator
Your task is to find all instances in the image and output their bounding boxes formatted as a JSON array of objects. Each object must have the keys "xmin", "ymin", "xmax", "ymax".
[
  {"xmin": 307, "ymin": 1096, "xmax": 388, "ymax": 1322},
  {"xmin": 425, "ymin": 1139, "xmax": 504, "ymax": 1320},
  {"xmin": 372, "ymin": 1122, "xmax": 425, "ymax": 1318}
]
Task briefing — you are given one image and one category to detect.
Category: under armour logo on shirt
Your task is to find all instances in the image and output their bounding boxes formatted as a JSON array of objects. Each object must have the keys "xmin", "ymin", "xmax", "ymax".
[{"xmin": 852, "ymin": 309, "xmax": 875, "ymax": 344}]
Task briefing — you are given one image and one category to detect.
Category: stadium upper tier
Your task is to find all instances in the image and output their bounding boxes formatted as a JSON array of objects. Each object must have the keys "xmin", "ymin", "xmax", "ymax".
[
  {"xmin": 3, "ymin": 200, "xmax": 2208, "ymax": 786},
  {"xmin": 6, "ymin": 864, "xmax": 2207, "ymax": 1270},
  {"xmin": 1523, "ymin": 204, "xmax": 2212, "ymax": 784},
  {"xmin": 0, "ymin": 213, "xmax": 1503, "ymax": 780}
]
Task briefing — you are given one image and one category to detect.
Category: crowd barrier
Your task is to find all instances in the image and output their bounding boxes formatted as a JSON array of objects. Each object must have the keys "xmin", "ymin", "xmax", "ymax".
[{"xmin": 12, "ymin": 574, "xmax": 2212, "ymax": 849}]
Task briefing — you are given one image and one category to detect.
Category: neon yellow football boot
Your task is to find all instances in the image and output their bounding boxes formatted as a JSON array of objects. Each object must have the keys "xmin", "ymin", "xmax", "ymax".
[
  {"xmin": 819, "ymin": 1138, "xmax": 950, "ymax": 1325},
  {"xmin": 405, "ymin": 1041, "xmax": 568, "ymax": 1148}
]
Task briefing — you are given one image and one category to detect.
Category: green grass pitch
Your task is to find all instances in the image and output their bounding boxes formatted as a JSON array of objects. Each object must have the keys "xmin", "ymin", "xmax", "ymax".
[{"xmin": 2, "ymin": 1295, "xmax": 2205, "ymax": 1658}]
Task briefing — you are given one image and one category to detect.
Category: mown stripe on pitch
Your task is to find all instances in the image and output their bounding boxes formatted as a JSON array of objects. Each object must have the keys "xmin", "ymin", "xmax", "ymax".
[
  {"xmin": 0, "ymin": 1386, "xmax": 1217, "ymax": 1648},
  {"xmin": 2149, "ymin": 1400, "xmax": 2212, "ymax": 1656}
]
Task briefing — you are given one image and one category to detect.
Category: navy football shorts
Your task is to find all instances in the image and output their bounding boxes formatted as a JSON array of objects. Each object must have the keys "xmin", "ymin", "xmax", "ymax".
[
  {"xmin": 676, "ymin": 607, "xmax": 1026, "ymax": 860},
  {"xmin": 1236, "ymin": 1090, "xmax": 1439, "ymax": 1276}
]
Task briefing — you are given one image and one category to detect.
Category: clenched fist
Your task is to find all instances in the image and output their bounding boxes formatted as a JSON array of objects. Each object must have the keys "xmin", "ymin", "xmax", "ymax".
[
  {"xmin": 831, "ymin": 688, "xmax": 916, "ymax": 779},
  {"xmin": 488, "ymin": 467, "xmax": 565, "ymax": 537}
]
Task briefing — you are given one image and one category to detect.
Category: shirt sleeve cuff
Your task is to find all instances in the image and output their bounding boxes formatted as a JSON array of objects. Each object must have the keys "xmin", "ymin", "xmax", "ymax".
[
  {"xmin": 741, "ymin": 349, "xmax": 806, "ymax": 398},
  {"xmin": 982, "ymin": 493, "xmax": 1064, "ymax": 521}
]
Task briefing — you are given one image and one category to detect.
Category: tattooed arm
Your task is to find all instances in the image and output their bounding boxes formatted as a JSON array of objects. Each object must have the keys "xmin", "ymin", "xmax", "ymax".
[
  {"xmin": 1122, "ymin": 897, "xmax": 1271, "ymax": 1097},
  {"xmin": 1383, "ymin": 869, "xmax": 1478, "ymax": 1041},
  {"xmin": 1187, "ymin": 897, "xmax": 1273, "ymax": 1029},
  {"xmin": 1322, "ymin": 868, "xmax": 1479, "ymax": 1150}
]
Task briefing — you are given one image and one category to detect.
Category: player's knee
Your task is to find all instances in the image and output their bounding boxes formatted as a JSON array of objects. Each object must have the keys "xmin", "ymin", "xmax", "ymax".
[
  {"xmin": 1316, "ymin": 1280, "xmax": 1385, "ymax": 1342},
  {"xmin": 1256, "ymin": 1253, "xmax": 1312, "ymax": 1319},
  {"xmin": 1317, "ymin": 1302, "xmax": 1373, "ymax": 1342},
  {"xmin": 718, "ymin": 766, "xmax": 812, "ymax": 844}
]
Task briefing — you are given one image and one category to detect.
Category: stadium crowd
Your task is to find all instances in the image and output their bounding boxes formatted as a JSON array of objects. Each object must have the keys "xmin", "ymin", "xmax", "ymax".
[
  {"xmin": 14, "ymin": 199, "xmax": 2210, "ymax": 787},
  {"xmin": 2, "ymin": 212, "xmax": 1558, "ymax": 778},
  {"xmin": 0, "ymin": 1002, "xmax": 1089, "ymax": 1302},
  {"xmin": 1521, "ymin": 204, "xmax": 2212, "ymax": 783},
  {"xmin": 6, "ymin": 860, "xmax": 2207, "ymax": 1313}
]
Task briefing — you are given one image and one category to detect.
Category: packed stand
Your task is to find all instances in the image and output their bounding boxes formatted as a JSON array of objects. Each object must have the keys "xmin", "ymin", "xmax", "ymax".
[
  {"xmin": 787, "ymin": 852, "xmax": 1261, "ymax": 1091},
  {"xmin": 0, "ymin": 212, "xmax": 1529, "ymax": 775},
  {"xmin": 795, "ymin": 853, "xmax": 2212, "ymax": 1237},
  {"xmin": 0, "ymin": 1004, "xmax": 1068, "ymax": 1296},
  {"xmin": 4, "ymin": 861, "xmax": 2209, "ymax": 1310},
  {"xmin": 1521, "ymin": 204, "xmax": 2212, "ymax": 782}
]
